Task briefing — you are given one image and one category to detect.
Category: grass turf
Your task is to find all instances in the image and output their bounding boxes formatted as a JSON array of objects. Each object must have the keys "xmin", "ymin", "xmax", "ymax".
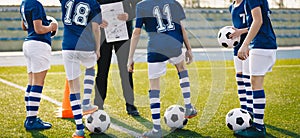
[{"xmin": 0, "ymin": 59, "xmax": 299, "ymax": 137}]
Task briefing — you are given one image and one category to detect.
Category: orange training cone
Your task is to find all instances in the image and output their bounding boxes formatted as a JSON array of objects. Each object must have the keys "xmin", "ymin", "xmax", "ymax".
[{"xmin": 56, "ymin": 79, "xmax": 74, "ymax": 118}]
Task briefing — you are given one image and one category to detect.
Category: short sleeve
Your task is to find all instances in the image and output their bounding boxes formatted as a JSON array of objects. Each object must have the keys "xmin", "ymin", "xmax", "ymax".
[
  {"xmin": 173, "ymin": 1, "xmax": 186, "ymax": 21},
  {"xmin": 229, "ymin": 4, "xmax": 233, "ymax": 13},
  {"xmin": 90, "ymin": 1, "xmax": 102, "ymax": 24},
  {"xmin": 31, "ymin": 2, "xmax": 43, "ymax": 20},
  {"xmin": 247, "ymin": 0, "xmax": 261, "ymax": 10},
  {"xmin": 135, "ymin": 3, "xmax": 143, "ymax": 28}
]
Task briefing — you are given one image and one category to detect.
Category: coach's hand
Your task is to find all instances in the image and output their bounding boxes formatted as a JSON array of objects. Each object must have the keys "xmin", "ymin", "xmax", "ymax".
[
  {"xmin": 100, "ymin": 20, "xmax": 108, "ymax": 28},
  {"xmin": 127, "ymin": 58, "xmax": 134, "ymax": 73},
  {"xmin": 117, "ymin": 12, "xmax": 129, "ymax": 21},
  {"xmin": 185, "ymin": 49, "xmax": 193, "ymax": 65},
  {"xmin": 238, "ymin": 45, "xmax": 249, "ymax": 60}
]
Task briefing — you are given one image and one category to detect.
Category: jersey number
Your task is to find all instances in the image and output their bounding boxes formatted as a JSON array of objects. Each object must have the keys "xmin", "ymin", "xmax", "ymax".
[
  {"xmin": 21, "ymin": 5, "xmax": 28, "ymax": 29},
  {"xmin": 239, "ymin": 13, "xmax": 246, "ymax": 24},
  {"xmin": 153, "ymin": 4, "xmax": 175, "ymax": 33},
  {"xmin": 64, "ymin": 0, "xmax": 90, "ymax": 26}
]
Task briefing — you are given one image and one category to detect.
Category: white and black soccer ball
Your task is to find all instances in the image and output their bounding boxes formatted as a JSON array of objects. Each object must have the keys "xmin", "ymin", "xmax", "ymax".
[
  {"xmin": 164, "ymin": 105, "xmax": 188, "ymax": 129},
  {"xmin": 217, "ymin": 26, "xmax": 240, "ymax": 48},
  {"xmin": 85, "ymin": 110, "xmax": 111, "ymax": 133},
  {"xmin": 225, "ymin": 108, "xmax": 252, "ymax": 131},
  {"xmin": 46, "ymin": 16, "xmax": 58, "ymax": 38}
]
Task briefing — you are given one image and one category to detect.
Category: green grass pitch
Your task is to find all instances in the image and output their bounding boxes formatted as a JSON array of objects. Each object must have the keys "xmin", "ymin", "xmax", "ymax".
[{"xmin": 0, "ymin": 59, "xmax": 299, "ymax": 137}]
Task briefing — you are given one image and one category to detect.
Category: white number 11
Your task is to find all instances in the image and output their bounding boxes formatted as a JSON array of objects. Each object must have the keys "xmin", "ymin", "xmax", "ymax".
[{"xmin": 153, "ymin": 4, "xmax": 175, "ymax": 33}]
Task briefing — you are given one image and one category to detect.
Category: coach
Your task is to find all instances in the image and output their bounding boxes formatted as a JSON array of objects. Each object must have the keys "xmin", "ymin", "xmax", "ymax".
[{"xmin": 94, "ymin": 0, "xmax": 140, "ymax": 116}]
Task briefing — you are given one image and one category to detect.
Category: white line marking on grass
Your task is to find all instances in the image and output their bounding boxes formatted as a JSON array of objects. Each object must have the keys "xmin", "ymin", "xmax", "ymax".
[
  {"xmin": 0, "ymin": 78, "xmax": 61, "ymax": 106},
  {"xmin": 0, "ymin": 77, "xmax": 142, "ymax": 137}
]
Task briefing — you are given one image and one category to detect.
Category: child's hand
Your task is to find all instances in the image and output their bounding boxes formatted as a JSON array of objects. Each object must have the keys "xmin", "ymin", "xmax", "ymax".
[
  {"xmin": 185, "ymin": 50, "xmax": 193, "ymax": 65},
  {"xmin": 100, "ymin": 20, "xmax": 108, "ymax": 28},
  {"xmin": 229, "ymin": 27, "xmax": 242, "ymax": 39},
  {"xmin": 127, "ymin": 58, "xmax": 134, "ymax": 72}
]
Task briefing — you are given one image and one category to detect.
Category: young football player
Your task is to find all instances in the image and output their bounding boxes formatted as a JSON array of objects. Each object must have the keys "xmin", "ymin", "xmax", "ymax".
[
  {"xmin": 128, "ymin": 0, "xmax": 197, "ymax": 137},
  {"xmin": 236, "ymin": 0, "xmax": 277, "ymax": 137},
  {"xmin": 60, "ymin": 0, "xmax": 102, "ymax": 137},
  {"xmin": 20, "ymin": 0, "xmax": 58, "ymax": 130},
  {"xmin": 229, "ymin": 0, "xmax": 253, "ymax": 114}
]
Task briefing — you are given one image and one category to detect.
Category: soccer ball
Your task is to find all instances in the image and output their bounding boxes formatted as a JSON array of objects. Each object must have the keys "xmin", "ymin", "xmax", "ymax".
[
  {"xmin": 164, "ymin": 105, "xmax": 188, "ymax": 129},
  {"xmin": 85, "ymin": 110, "xmax": 111, "ymax": 133},
  {"xmin": 225, "ymin": 108, "xmax": 252, "ymax": 131},
  {"xmin": 217, "ymin": 26, "xmax": 240, "ymax": 48},
  {"xmin": 46, "ymin": 16, "xmax": 58, "ymax": 38}
]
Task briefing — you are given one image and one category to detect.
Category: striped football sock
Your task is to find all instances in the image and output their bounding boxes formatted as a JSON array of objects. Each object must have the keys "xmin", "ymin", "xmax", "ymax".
[
  {"xmin": 27, "ymin": 85, "xmax": 43, "ymax": 121},
  {"xmin": 25, "ymin": 85, "xmax": 31, "ymax": 117},
  {"xmin": 243, "ymin": 75, "xmax": 253, "ymax": 114},
  {"xmin": 252, "ymin": 90, "xmax": 266, "ymax": 130},
  {"xmin": 178, "ymin": 70, "xmax": 192, "ymax": 109},
  {"xmin": 149, "ymin": 90, "xmax": 161, "ymax": 131},
  {"xmin": 236, "ymin": 74, "xmax": 247, "ymax": 110},
  {"xmin": 82, "ymin": 68, "xmax": 95, "ymax": 106},
  {"xmin": 70, "ymin": 93, "xmax": 84, "ymax": 130}
]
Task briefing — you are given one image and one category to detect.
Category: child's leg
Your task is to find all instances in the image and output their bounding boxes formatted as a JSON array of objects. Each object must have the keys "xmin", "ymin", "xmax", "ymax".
[
  {"xmin": 82, "ymin": 67, "xmax": 95, "ymax": 106},
  {"xmin": 69, "ymin": 78, "xmax": 85, "ymax": 135},
  {"xmin": 236, "ymin": 73, "xmax": 247, "ymax": 110},
  {"xmin": 175, "ymin": 60, "xmax": 197, "ymax": 118},
  {"xmin": 149, "ymin": 78, "xmax": 161, "ymax": 131},
  {"xmin": 243, "ymin": 75, "xmax": 253, "ymax": 114},
  {"xmin": 25, "ymin": 73, "xmax": 32, "ymax": 118},
  {"xmin": 25, "ymin": 70, "xmax": 52, "ymax": 130},
  {"xmin": 251, "ymin": 76, "xmax": 266, "ymax": 131},
  {"xmin": 27, "ymin": 70, "xmax": 47, "ymax": 120}
]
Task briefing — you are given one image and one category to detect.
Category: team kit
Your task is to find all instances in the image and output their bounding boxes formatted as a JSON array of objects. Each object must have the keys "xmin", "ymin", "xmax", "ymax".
[{"xmin": 20, "ymin": 0, "xmax": 277, "ymax": 137}]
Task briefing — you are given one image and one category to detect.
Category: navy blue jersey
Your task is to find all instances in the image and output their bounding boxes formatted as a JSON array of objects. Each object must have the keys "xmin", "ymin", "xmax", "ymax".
[
  {"xmin": 135, "ymin": 0, "xmax": 185, "ymax": 62},
  {"xmin": 20, "ymin": 0, "xmax": 51, "ymax": 45},
  {"xmin": 245, "ymin": 0, "xmax": 277, "ymax": 49},
  {"xmin": 229, "ymin": 0, "xmax": 248, "ymax": 56},
  {"xmin": 60, "ymin": 0, "xmax": 102, "ymax": 51}
]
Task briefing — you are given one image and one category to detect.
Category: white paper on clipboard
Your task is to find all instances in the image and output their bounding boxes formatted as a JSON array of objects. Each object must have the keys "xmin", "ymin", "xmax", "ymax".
[{"xmin": 101, "ymin": 2, "xmax": 129, "ymax": 43}]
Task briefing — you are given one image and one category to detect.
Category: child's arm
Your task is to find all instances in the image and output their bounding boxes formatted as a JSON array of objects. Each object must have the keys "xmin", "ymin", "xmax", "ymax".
[
  {"xmin": 127, "ymin": 28, "xmax": 141, "ymax": 72},
  {"xmin": 21, "ymin": 21, "xmax": 27, "ymax": 31},
  {"xmin": 238, "ymin": 6, "xmax": 263, "ymax": 60},
  {"xmin": 230, "ymin": 27, "xmax": 248, "ymax": 39},
  {"xmin": 92, "ymin": 22, "xmax": 101, "ymax": 59},
  {"xmin": 33, "ymin": 20, "xmax": 57, "ymax": 34},
  {"xmin": 181, "ymin": 21, "xmax": 193, "ymax": 64}
]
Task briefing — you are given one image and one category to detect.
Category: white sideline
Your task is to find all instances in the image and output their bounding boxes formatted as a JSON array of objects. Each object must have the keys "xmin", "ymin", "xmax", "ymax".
[{"xmin": 0, "ymin": 77, "xmax": 141, "ymax": 137}]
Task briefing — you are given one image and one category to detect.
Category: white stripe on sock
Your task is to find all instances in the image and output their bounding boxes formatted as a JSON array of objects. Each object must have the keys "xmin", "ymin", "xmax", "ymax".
[
  {"xmin": 184, "ymin": 99, "xmax": 191, "ymax": 104},
  {"xmin": 84, "ymin": 76, "xmax": 94, "ymax": 81},
  {"xmin": 75, "ymin": 119, "xmax": 83, "ymax": 124},
  {"xmin": 253, "ymin": 109, "xmax": 265, "ymax": 114},
  {"xmin": 181, "ymin": 87, "xmax": 190, "ymax": 93},
  {"xmin": 180, "ymin": 78, "xmax": 189, "ymax": 83},
  {"xmin": 28, "ymin": 111, "xmax": 38, "ymax": 116},
  {"xmin": 254, "ymin": 118, "xmax": 264, "ymax": 125},
  {"xmin": 30, "ymin": 92, "xmax": 42, "ymax": 98},
  {"xmin": 150, "ymin": 98, "xmax": 160, "ymax": 103},
  {"xmin": 29, "ymin": 101, "xmax": 41, "ymax": 106},
  {"xmin": 236, "ymin": 77, "xmax": 243, "ymax": 81},
  {"xmin": 253, "ymin": 98, "xmax": 266, "ymax": 104},
  {"xmin": 151, "ymin": 108, "xmax": 160, "ymax": 114},
  {"xmin": 71, "ymin": 100, "xmax": 81, "ymax": 106},
  {"xmin": 73, "ymin": 109, "xmax": 82, "ymax": 115},
  {"xmin": 84, "ymin": 84, "xmax": 93, "ymax": 90},
  {"xmin": 238, "ymin": 86, "xmax": 245, "ymax": 89}
]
